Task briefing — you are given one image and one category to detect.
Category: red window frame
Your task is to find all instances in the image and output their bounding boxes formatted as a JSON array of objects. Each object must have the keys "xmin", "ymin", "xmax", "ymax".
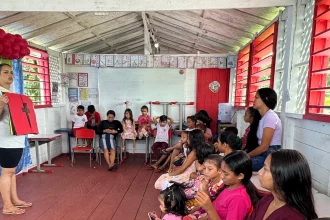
[
  {"xmin": 247, "ymin": 21, "xmax": 278, "ymax": 106},
  {"xmin": 22, "ymin": 47, "xmax": 52, "ymax": 108},
  {"xmin": 234, "ymin": 21, "xmax": 278, "ymax": 109},
  {"xmin": 304, "ymin": 0, "xmax": 330, "ymax": 123},
  {"xmin": 234, "ymin": 44, "xmax": 251, "ymax": 109}
]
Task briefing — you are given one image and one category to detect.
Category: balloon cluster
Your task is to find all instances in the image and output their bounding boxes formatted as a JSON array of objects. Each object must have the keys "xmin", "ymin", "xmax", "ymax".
[{"xmin": 0, "ymin": 29, "xmax": 30, "ymax": 60}]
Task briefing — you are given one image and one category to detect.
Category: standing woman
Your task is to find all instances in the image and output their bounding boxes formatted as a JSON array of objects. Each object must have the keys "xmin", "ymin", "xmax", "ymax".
[
  {"xmin": 248, "ymin": 149, "xmax": 318, "ymax": 220},
  {"xmin": 248, "ymin": 88, "xmax": 282, "ymax": 171},
  {"xmin": 0, "ymin": 64, "xmax": 31, "ymax": 215}
]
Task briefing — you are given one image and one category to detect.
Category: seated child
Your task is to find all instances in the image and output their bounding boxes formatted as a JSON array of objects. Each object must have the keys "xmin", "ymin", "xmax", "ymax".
[
  {"xmin": 151, "ymin": 115, "xmax": 173, "ymax": 160},
  {"xmin": 121, "ymin": 108, "xmax": 137, "ymax": 151},
  {"xmin": 72, "ymin": 105, "xmax": 87, "ymax": 147},
  {"xmin": 148, "ymin": 183, "xmax": 187, "ymax": 220},
  {"xmin": 151, "ymin": 131, "xmax": 188, "ymax": 171},
  {"xmin": 184, "ymin": 154, "xmax": 223, "ymax": 220},
  {"xmin": 137, "ymin": 105, "xmax": 152, "ymax": 139},
  {"xmin": 196, "ymin": 123, "xmax": 212, "ymax": 142}
]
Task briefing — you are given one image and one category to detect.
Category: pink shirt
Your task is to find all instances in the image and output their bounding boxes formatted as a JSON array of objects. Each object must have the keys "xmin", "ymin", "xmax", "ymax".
[
  {"xmin": 162, "ymin": 213, "xmax": 182, "ymax": 220},
  {"xmin": 212, "ymin": 185, "xmax": 251, "ymax": 220}
]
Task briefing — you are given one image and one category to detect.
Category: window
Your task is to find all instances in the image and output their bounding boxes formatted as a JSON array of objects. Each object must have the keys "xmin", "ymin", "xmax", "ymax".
[
  {"xmin": 234, "ymin": 21, "xmax": 279, "ymax": 109},
  {"xmin": 22, "ymin": 47, "xmax": 52, "ymax": 108},
  {"xmin": 248, "ymin": 22, "xmax": 278, "ymax": 106},
  {"xmin": 234, "ymin": 45, "xmax": 251, "ymax": 109},
  {"xmin": 305, "ymin": 0, "xmax": 330, "ymax": 122}
]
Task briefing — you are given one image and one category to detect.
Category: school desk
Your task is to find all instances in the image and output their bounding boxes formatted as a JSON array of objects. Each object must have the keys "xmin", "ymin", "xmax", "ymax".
[
  {"xmin": 28, "ymin": 134, "xmax": 63, "ymax": 173},
  {"xmin": 54, "ymin": 128, "xmax": 73, "ymax": 158}
]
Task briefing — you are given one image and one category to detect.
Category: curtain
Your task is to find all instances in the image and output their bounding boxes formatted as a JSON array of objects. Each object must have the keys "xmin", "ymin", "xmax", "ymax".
[{"xmin": 0, "ymin": 59, "xmax": 33, "ymax": 175}]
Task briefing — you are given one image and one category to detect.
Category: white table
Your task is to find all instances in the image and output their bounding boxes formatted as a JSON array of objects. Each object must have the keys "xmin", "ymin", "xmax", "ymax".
[{"xmin": 28, "ymin": 134, "xmax": 62, "ymax": 173}]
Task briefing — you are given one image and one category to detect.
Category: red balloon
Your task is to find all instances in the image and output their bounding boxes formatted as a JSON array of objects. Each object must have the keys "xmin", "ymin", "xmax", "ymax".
[
  {"xmin": 11, "ymin": 44, "xmax": 20, "ymax": 52},
  {"xmin": 14, "ymin": 34, "xmax": 22, "ymax": 41},
  {"xmin": 0, "ymin": 29, "xmax": 5, "ymax": 40},
  {"xmin": 0, "ymin": 44, "xmax": 3, "ymax": 54},
  {"xmin": 11, "ymin": 52, "xmax": 19, "ymax": 59},
  {"xmin": 22, "ymin": 39, "xmax": 28, "ymax": 46},
  {"xmin": 2, "ymin": 47, "xmax": 12, "ymax": 59},
  {"xmin": 25, "ymin": 48, "xmax": 30, "ymax": 56},
  {"xmin": 6, "ymin": 33, "xmax": 15, "ymax": 43},
  {"xmin": 18, "ymin": 39, "xmax": 25, "ymax": 47}
]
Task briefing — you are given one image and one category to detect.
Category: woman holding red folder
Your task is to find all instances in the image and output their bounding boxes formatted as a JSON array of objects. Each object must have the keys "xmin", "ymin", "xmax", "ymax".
[{"xmin": 0, "ymin": 63, "xmax": 32, "ymax": 215}]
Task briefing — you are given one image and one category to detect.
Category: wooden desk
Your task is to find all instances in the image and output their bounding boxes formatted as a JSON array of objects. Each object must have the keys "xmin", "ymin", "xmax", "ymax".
[{"xmin": 28, "ymin": 134, "xmax": 62, "ymax": 173}]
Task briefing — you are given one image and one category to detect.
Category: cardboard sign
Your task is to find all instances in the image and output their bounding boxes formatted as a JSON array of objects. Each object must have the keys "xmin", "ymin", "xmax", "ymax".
[{"xmin": 5, "ymin": 93, "xmax": 39, "ymax": 135}]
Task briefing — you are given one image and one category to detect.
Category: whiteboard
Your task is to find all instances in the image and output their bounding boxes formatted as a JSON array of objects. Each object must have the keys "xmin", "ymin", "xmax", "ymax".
[{"xmin": 98, "ymin": 68, "xmax": 195, "ymax": 122}]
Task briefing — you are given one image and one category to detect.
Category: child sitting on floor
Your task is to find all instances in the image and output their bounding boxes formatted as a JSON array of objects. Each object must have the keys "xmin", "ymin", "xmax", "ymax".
[
  {"xmin": 151, "ymin": 131, "xmax": 188, "ymax": 172},
  {"xmin": 151, "ymin": 115, "xmax": 173, "ymax": 160},
  {"xmin": 184, "ymin": 154, "xmax": 223, "ymax": 220},
  {"xmin": 148, "ymin": 183, "xmax": 187, "ymax": 220},
  {"xmin": 121, "ymin": 108, "xmax": 137, "ymax": 151},
  {"xmin": 196, "ymin": 123, "xmax": 211, "ymax": 142},
  {"xmin": 137, "ymin": 105, "xmax": 152, "ymax": 139}
]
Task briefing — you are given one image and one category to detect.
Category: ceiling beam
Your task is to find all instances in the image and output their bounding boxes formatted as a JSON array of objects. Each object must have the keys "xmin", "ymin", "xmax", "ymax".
[
  {"xmin": 0, "ymin": 0, "xmax": 295, "ymax": 11},
  {"xmin": 119, "ymin": 45, "xmax": 144, "ymax": 54},
  {"xmin": 114, "ymin": 41, "xmax": 145, "ymax": 54},
  {"xmin": 43, "ymin": 13, "xmax": 140, "ymax": 47},
  {"xmin": 142, "ymin": 12, "xmax": 152, "ymax": 55},
  {"xmin": 66, "ymin": 28, "xmax": 144, "ymax": 53},
  {"xmin": 0, "ymin": 12, "xmax": 40, "ymax": 27},
  {"xmin": 21, "ymin": 12, "xmax": 90, "ymax": 40},
  {"xmin": 147, "ymin": 12, "xmax": 242, "ymax": 47},
  {"xmin": 57, "ymin": 21, "xmax": 143, "ymax": 51},
  {"xmin": 160, "ymin": 11, "xmax": 254, "ymax": 39},
  {"xmin": 159, "ymin": 41, "xmax": 196, "ymax": 54},
  {"xmin": 159, "ymin": 37, "xmax": 218, "ymax": 54},
  {"xmin": 96, "ymin": 38, "xmax": 144, "ymax": 54},
  {"xmin": 160, "ymin": 45, "xmax": 192, "ymax": 54},
  {"xmin": 152, "ymin": 24, "xmax": 230, "ymax": 53}
]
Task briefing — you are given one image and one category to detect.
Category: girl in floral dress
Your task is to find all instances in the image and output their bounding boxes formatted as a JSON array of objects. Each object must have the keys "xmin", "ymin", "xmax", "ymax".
[
  {"xmin": 137, "ymin": 105, "xmax": 152, "ymax": 139},
  {"xmin": 121, "ymin": 108, "xmax": 137, "ymax": 151}
]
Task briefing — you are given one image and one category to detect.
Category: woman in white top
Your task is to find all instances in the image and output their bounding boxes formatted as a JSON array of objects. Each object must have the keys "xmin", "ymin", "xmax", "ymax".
[
  {"xmin": 0, "ymin": 64, "xmax": 32, "ymax": 215},
  {"xmin": 247, "ymin": 88, "xmax": 282, "ymax": 171}
]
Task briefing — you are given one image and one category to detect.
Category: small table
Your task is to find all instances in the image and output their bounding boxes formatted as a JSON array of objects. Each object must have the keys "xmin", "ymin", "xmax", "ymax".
[
  {"xmin": 28, "ymin": 134, "xmax": 63, "ymax": 173},
  {"xmin": 54, "ymin": 128, "xmax": 73, "ymax": 157}
]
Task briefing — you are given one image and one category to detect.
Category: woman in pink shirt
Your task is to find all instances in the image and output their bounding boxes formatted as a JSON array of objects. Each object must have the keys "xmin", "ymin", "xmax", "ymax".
[
  {"xmin": 195, "ymin": 151, "xmax": 259, "ymax": 220},
  {"xmin": 247, "ymin": 150, "xmax": 317, "ymax": 220}
]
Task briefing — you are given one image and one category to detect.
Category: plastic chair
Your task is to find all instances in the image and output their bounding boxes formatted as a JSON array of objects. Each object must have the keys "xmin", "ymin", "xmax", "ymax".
[
  {"xmin": 149, "ymin": 129, "xmax": 173, "ymax": 165},
  {"xmin": 97, "ymin": 136, "xmax": 123, "ymax": 165},
  {"xmin": 71, "ymin": 129, "xmax": 95, "ymax": 168}
]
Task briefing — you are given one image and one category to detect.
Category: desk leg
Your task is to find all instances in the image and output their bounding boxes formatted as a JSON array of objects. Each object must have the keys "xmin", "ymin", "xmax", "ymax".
[
  {"xmin": 145, "ymin": 137, "xmax": 149, "ymax": 165},
  {"xmin": 29, "ymin": 141, "xmax": 53, "ymax": 173},
  {"xmin": 68, "ymin": 132, "xmax": 72, "ymax": 159},
  {"xmin": 42, "ymin": 142, "xmax": 64, "ymax": 167}
]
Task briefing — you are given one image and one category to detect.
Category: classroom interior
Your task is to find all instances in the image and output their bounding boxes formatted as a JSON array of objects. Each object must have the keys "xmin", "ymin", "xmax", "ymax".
[{"xmin": 1, "ymin": 0, "xmax": 330, "ymax": 219}]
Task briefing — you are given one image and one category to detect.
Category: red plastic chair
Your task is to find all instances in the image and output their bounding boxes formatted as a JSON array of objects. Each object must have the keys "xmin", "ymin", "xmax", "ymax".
[{"xmin": 71, "ymin": 129, "xmax": 95, "ymax": 168}]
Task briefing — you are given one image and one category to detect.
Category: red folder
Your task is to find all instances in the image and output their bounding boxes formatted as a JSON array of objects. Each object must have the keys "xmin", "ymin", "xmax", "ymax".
[{"xmin": 5, "ymin": 93, "xmax": 39, "ymax": 135}]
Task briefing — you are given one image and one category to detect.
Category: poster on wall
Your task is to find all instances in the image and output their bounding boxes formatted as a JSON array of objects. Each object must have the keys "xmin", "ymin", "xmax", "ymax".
[
  {"xmin": 69, "ymin": 73, "xmax": 78, "ymax": 87},
  {"xmin": 78, "ymin": 73, "xmax": 88, "ymax": 87},
  {"xmin": 114, "ymin": 55, "xmax": 123, "ymax": 67},
  {"xmin": 146, "ymin": 55, "xmax": 153, "ymax": 67},
  {"xmin": 122, "ymin": 55, "xmax": 131, "ymax": 67},
  {"xmin": 178, "ymin": 57, "xmax": 186, "ymax": 69},
  {"xmin": 81, "ymin": 101, "xmax": 91, "ymax": 110},
  {"xmin": 187, "ymin": 56, "xmax": 195, "ymax": 68},
  {"xmin": 194, "ymin": 56, "xmax": 202, "ymax": 68},
  {"xmin": 61, "ymin": 73, "xmax": 69, "ymax": 87},
  {"xmin": 153, "ymin": 55, "xmax": 161, "ymax": 67},
  {"xmin": 227, "ymin": 55, "xmax": 237, "ymax": 68},
  {"xmin": 106, "ymin": 55, "xmax": 114, "ymax": 67},
  {"xmin": 91, "ymin": 55, "xmax": 99, "ymax": 67},
  {"xmin": 131, "ymin": 55, "xmax": 139, "ymax": 67},
  {"xmin": 70, "ymin": 102, "xmax": 79, "ymax": 115},
  {"xmin": 68, "ymin": 88, "xmax": 78, "ymax": 102},
  {"xmin": 99, "ymin": 55, "xmax": 106, "ymax": 67},
  {"xmin": 218, "ymin": 57, "xmax": 227, "ymax": 68},
  {"xmin": 170, "ymin": 56, "xmax": 178, "ymax": 68},
  {"xmin": 209, "ymin": 57, "xmax": 218, "ymax": 68},
  {"xmin": 75, "ymin": 54, "xmax": 84, "ymax": 65},
  {"xmin": 83, "ymin": 54, "xmax": 91, "ymax": 65},
  {"xmin": 202, "ymin": 57, "xmax": 209, "ymax": 68},
  {"xmin": 161, "ymin": 55, "xmax": 170, "ymax": 67},
  {"xmin": 79, "ymin": 88, "xmax": 89, "ymax": 101},
  {"xmin": 66, "ymin": 54, "xmax": 73, "ymax": 65},
  {"xmin": 88, "ymin": 88, "xmax": 98, "ymax": 98},
  {"xmin": 138, "ymin": 55, "xmax": 147, "ymax": 67}
]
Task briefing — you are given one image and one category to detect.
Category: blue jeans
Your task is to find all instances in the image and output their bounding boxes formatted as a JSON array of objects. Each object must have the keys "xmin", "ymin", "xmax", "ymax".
[{"xmin": 251, "ymin": 145, "xmax": 281, "ymax": 171}]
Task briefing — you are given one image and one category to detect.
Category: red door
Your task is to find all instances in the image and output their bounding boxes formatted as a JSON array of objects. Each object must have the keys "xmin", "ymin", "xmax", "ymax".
[{"xmin": 196, "ymin": 68, "xmax": 230, "ymax": 134}]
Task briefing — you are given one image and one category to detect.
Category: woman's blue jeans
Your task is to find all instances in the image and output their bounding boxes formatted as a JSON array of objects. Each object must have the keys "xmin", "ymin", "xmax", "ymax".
[{"xmin": 251, "ymin": 145, "xmax": 281, "ymax": 171}]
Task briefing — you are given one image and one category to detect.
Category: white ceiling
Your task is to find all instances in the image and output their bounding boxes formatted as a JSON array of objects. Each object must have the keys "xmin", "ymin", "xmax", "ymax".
[{"xmin": 0, "ymin": 7, "xmax": 284, "ymax": 54}]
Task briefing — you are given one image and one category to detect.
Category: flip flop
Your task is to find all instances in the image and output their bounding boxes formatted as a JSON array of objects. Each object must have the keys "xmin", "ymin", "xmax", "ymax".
[
  {"xmin": 2, "ymin": 208, "xmax": 25, "ymax": 215},
  {"xmin": 14, "ymin": 202, "xmax": 32, "ymax": 208}
]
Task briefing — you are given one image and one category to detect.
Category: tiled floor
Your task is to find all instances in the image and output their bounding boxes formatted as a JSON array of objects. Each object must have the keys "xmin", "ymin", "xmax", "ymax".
[{"xmin": 0, "ymin": 154, "xmax": 162, "ymax": 220}]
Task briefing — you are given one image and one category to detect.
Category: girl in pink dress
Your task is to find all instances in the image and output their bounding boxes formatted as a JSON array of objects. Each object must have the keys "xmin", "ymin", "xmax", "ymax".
[
  {"xmin": 137, "ymin": 105, "xmax": 152, "ymax": 139},
  {"xmin": 121, "ymin": 108, "xmax": 137, "ymax": 151}
]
